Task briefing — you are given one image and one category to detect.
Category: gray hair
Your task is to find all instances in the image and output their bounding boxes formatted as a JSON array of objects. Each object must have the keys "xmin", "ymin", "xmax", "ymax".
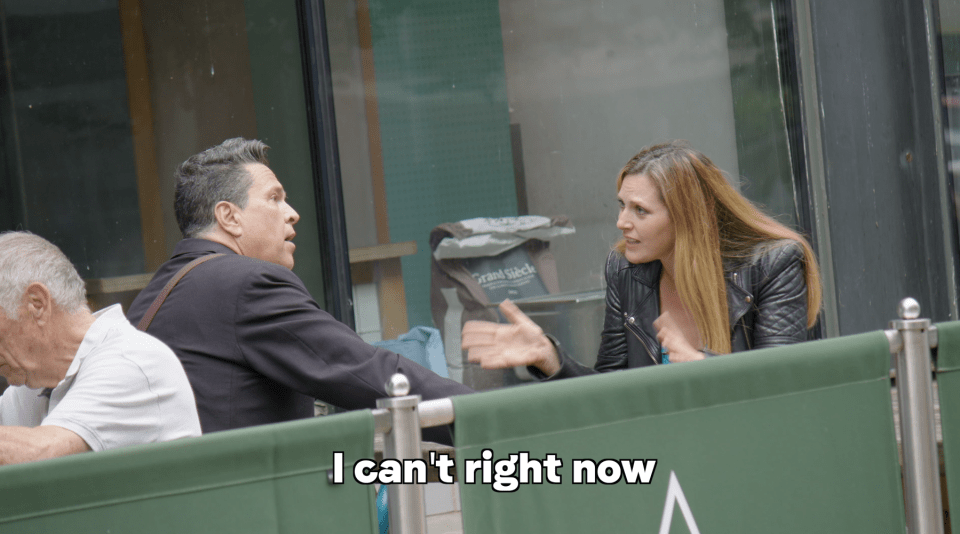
[
  {"xmin": 174, "ymin": 137, "xmax": 270, "ymax": 238},
  {"xmin": 0, "ymin": 231, "xmax": 87, "ymax": 319}
]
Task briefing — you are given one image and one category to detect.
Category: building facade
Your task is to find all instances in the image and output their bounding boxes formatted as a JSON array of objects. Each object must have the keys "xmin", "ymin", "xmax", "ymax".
[{"xmin": 0, "ymin": 0, "xmax": 957, "ymax": 357}]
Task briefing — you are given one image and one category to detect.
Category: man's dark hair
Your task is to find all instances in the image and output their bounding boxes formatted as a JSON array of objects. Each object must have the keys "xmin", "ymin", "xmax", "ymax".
[{"xmin": 174, "ymin": 137, "xmax": 270, "ymax": 238}]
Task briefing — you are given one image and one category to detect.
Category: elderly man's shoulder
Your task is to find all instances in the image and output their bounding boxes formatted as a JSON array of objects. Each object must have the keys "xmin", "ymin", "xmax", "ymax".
[
  {"xmin": 50, "ymin": 305, "xmax": 202, "ymax": 448},
  {"xmin": 88, "ymin": 305, "xmax": 186, "ymax": 372}
]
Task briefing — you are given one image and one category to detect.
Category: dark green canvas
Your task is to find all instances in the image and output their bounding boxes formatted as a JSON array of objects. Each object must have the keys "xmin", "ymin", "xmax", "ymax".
[
  {"xmin": 0, "ymin": 410, "xmax": 377, "ymax": 533},
  {"xmin": 453, "ymin": 332, "xmax": 905, "ymax": 533},
  {"xmin": 936, "ymin": 320, "xmax": 960, "ymax": 534}
]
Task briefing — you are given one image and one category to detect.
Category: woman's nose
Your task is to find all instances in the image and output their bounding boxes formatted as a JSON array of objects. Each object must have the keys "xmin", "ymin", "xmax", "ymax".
[{"xmin": 616, "ymin": 210, "xmax": 630, "ymax": 230}]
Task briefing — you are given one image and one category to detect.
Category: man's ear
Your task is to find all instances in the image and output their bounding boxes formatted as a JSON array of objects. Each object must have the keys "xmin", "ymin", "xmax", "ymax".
[
  {"xmin": 214, "ymin": 201, "xmax": 243, "ymax": 238},
  {"xmin": 22, "ymin": 283, "xmax": 52, "ymax": 325}
]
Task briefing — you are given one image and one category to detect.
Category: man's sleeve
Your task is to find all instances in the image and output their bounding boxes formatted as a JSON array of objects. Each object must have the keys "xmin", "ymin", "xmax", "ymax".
[
  {"xmin": 235, "ymin": 267, "xmax": 473, "ymax": 411},
  {"xmin": 42, "ymin": 355, "xmax": 167, "ymax": 452},
  {"xmin": 0, "ymin": 389, "xmax": 11, "ymax": 426}
]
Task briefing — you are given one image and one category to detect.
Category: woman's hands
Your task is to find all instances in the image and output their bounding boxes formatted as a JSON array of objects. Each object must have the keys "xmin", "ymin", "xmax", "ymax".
[
  {"xmin": 462, "ymin": 303, "xmax": 704, "ymax": 372},
  {"xmin": 653, "ymin": 311, "xmax": 706, "ymax": 363},
  {"xmin": 462, "ymin": 300, "xmax": 562, "ymax": 376}
]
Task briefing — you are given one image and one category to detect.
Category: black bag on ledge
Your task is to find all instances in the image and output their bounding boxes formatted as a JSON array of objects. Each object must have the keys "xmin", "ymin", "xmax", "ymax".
[{"xmin": 429, "ymin": 215, "xmax": 574, "ymax": 390}]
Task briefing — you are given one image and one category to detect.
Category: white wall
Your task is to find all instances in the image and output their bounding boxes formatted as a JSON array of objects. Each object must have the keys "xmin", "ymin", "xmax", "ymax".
[
  {"xmin": 499, "ymin": 0, "xmax": 739, "ymax": 292},
  {"xmin": 325, "ymin": 0, "xmax": 379, "ymax": 249}
]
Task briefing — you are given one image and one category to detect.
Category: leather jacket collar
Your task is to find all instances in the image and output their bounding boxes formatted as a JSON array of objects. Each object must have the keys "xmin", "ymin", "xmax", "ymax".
[
  {"xmin": 545, "ymin": 241, "xmax": 809, "ymax": 379},
  {"xmin": 625, "ymin": 258, "xmax": 755, "ymax": 340},
  {"xmin": 604, "ymin": 240, "xmax": 807, "ymax": 369}
]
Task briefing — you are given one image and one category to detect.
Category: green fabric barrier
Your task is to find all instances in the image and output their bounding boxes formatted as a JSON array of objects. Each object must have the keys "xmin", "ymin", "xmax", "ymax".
[
  {"xmin": 453, "ymin": 332, "xmax": 904, "ymax": 533},
  {"xmin": 0, "ymin": 410, "xmax": 377, "ymax": 533},
  {"xmin": 935, "ymin": 320, "xmax": 960, "ymax": 534}
]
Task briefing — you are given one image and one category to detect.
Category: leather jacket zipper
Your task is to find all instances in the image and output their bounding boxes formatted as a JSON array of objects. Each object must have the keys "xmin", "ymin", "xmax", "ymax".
[
  {"xmin": 742, "ymin": 317, "xmax": 752, "ymax": 350},
  {"xmin": 730, "ymin": 270, "xmax": 752, "ymax": 350},
  {"xmin": 626, "ymin": 321, "xmax": 660, "ymax": 365}
]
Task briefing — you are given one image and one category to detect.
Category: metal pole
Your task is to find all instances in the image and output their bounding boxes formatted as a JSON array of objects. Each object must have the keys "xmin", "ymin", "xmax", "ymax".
[
  {"xmin": 377, "ymin": 374, "xmax": 427, "ymax": 534},
  {"xmin": 889, "ymin": 297, "xmax": 943, "ymax": 534},
  {"xmin": 418, "ymin": 398, "xmax": 455, "ymax": 429},
  {"xmin": 793, "ymin": 0, "xmax": 840, "ymax": 339}
]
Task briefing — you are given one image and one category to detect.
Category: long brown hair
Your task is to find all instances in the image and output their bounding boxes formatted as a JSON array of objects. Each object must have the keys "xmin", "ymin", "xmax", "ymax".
[{"xmin": 615, "ymin": 141, "xmax": 822, "ymax": 353}]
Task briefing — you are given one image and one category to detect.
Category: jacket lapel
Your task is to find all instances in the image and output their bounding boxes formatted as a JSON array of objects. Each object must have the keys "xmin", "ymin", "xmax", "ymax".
[
  {"xmin": 626, "ymin": 259, "xmax": 754, "ymax": 338},
  {"xmin": 725, "ymin": 267, "xmax": 754, "ymax": 328}
]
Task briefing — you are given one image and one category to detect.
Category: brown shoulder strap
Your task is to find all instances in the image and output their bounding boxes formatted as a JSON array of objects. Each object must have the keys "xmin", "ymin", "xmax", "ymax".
[{"xmin": 137, "ymin": 254, "xmax": 225, "ymax": 332}]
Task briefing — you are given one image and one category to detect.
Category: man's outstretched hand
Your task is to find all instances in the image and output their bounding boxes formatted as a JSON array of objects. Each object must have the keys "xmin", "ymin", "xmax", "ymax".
[{"xmin": 461, "ymin": 299, "xmax": 561, "ymax": 376}]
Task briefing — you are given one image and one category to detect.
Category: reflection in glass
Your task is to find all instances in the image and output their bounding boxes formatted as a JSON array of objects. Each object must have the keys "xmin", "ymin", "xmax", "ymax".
[
  {"xmin": 0, "ymin": 1, "xmax": 145, "ymax": 278},
  {"xmin": 940, "ymin": 2, "xmax": 960, "ymax": 198},
  {"xmin": 0, "ymin": 0, "xmax": 326, "ymax": 311},
  {"xmin": 328, "ymin": 0, "xmax": 803, "ymax": 355}
]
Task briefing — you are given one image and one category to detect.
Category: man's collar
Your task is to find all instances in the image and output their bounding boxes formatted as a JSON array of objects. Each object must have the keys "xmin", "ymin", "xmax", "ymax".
[
  {"xmin": 51, "ymin": 304, "xmax": 125, "ymax": 389},
  {"xmin": 171, "ymin": 238, "xmax": 239, "ymax": 258}
]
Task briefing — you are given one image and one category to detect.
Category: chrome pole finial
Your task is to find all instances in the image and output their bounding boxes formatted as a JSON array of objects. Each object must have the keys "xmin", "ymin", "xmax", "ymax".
[
  {"xmin": 898, "ymin": 297, "xmax": 921, "ymax": 320},
  {"xmin": 385, "ymin": 373, "xmax": 411, "ymax": 397}
]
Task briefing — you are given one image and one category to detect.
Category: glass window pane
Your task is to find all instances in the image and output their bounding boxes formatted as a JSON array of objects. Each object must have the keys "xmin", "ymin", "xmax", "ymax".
[
  {"xmin": 940, "ymin": 2, "xmax": 960, "ymax": 188},
  {"xmin": 1, "ymin": 1, "xmax": 146, "ymax": 278},
  {"xmin": 328, "ymin": 0, "xmax": 802, "ymax": 387},
  {"xmin": 0, "ymin": 0, "xmax": 327, "ymax": 311}
]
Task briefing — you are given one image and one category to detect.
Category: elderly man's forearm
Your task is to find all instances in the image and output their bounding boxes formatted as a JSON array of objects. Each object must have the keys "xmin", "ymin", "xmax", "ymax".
[{"xmin": 0, "ymin": 425, "xmax": 91, "ymax": 465}]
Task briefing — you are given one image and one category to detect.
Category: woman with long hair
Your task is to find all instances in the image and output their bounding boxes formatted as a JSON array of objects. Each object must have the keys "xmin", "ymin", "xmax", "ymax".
[{"xmin": 461, "ymin": 140, "xmax": 822, "ymax": 378}]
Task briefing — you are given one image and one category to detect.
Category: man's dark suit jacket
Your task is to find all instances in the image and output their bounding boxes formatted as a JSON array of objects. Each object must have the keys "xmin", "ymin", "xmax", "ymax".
[{"xmin": 127, "ymin": 239, "xmax": 472, "ymax": 439}]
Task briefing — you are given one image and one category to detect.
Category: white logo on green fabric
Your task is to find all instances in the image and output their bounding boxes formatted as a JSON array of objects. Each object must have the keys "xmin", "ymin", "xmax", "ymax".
[{"xmin": 658, "ymin": 471, "xmax": 700, "ymax": 534}]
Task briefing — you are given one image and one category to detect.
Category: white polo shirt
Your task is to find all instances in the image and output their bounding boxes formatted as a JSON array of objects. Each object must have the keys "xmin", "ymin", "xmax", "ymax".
[{"xmin": 0, "ymin": 305, "xmax": 201, "ymax": 451}]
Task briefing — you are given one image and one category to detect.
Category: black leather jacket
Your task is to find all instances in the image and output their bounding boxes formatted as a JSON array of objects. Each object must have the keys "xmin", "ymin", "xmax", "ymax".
[{"xmin": 544, "ymin": 240, "xmax": 810, "ymax": 380}]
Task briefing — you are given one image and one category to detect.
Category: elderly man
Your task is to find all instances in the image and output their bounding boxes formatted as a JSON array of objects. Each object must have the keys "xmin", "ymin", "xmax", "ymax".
[
  {"xmin": 0, "ymin": 232, "xmax": 201, "ymax": 465},
  {"xmin": 127, "ymin": 138, "xmax": 471, "ymax": 439}
]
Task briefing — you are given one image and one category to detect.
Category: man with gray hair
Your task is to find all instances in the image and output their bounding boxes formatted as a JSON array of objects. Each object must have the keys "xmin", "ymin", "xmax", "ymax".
[
  {"xmin": 0, "ymin": 232, "xmax": 201, "ymax": 465},
  {"xmin": 127, "ymin": 138, "xmax": 471, "ymax": 442}
]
